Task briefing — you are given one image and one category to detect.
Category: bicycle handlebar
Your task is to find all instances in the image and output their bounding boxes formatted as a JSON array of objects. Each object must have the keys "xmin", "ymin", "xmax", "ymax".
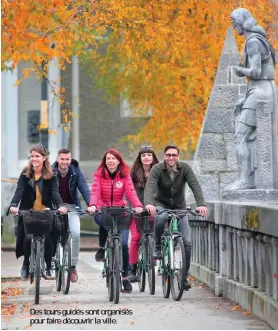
[{"xmin": 156, "ymin": 208, "xmax": 201, "ymax": 217}]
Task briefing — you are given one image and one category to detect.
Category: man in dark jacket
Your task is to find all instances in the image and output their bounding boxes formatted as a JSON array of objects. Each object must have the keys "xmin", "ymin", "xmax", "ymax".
[
  {"xmin": 53, "ymin": 149, "xmax": 90, "ymax": 282},
  {"xmin": 144, "ymin": 145, "xmax": 208, "ymax": 290}
]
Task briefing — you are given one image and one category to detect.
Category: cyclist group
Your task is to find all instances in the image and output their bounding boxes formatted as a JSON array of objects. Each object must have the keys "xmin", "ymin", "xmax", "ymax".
[{"xmin": 8, "ymin": 143, "xmax": 208, "ymax": 293}]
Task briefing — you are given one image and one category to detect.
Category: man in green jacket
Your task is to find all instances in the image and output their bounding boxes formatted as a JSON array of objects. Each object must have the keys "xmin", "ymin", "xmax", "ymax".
[{"xmin": 144, "ymin": 145, "xmax": 208, "ymax": 290}]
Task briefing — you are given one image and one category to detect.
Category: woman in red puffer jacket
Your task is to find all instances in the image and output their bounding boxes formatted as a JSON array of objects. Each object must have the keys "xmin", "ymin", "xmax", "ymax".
[{"xmin": 88, "ymin": 148, "xmax": 142, "ymax": 293}]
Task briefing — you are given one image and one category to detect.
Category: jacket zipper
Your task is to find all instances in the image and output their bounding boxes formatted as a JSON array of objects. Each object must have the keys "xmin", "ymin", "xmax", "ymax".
[
  {"xmin": 111, "ymin": 179, "xmax": 114, "ymax": 206},
  {"xmin": 68, "ymin": 174, "xmax": 76, "ymax": 204}
]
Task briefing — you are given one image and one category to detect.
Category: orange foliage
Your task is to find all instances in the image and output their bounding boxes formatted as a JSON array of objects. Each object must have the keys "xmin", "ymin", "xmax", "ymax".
[{"xmin": 2, "ymin": 0, "xmax": 277, "ymax": 153}]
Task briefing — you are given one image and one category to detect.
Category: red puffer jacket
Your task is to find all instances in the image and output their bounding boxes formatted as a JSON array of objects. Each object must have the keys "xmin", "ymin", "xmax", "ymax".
[{"xmin": 89, "ymin": 169, "xmax": 142, "ymax": 209}]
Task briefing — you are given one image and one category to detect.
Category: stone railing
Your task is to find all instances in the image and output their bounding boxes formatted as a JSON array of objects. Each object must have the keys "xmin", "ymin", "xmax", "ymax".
[{"xmin": 188, "ymin": 201, "xmax": 278, "ymax": 329}]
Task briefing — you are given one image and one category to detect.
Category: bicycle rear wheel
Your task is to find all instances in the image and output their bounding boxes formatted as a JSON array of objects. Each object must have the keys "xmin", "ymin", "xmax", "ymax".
[
  {"xmin": 35, "ymin": 240, "xmax": 41, "ymax": 304},
  {"xmin": 55, "ymin": 243, "xmax": 62, "ymax": 292},
  {"xmin": 112, "ymin": 239, "xmax": 120, "ymax": 304},
  {"xmin": 62, "ymin": 237, "xmax": 72, "ymax": 294},
  {"xmin": 161, "ymin": 244, "xmax": 170, "ymax": 299},
  {"xmin": 147, "ymin": 235, "xmax": 155, "ymax": 295},
  {"xmin": 170, "ymin": 236, "xmax": 186, "ymax": 301},
  {"xmin": 137, "ymin": 243, "xmax": 146, "ymax": 292}
]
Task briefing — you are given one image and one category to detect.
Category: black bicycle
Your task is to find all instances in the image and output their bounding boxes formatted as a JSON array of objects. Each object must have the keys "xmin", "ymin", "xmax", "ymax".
[
  {"xmin": 101, "ymin": 206, "xmax": 131, "ymax": 304},
  {"xmin": 55, "ymin": 206, "xmax": 89, "ymax": 294},
  {"xmin": 133, "ymin": 210, "xmax": 155, "ymax": 295},
  {"xmin": 17, "ymin": 209, "xmax": 60, "ymax": 304}
]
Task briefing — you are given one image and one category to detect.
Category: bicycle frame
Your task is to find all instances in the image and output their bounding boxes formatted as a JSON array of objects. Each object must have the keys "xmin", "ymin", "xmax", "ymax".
[{"xmin": 160, "ymin": 215, "xmax": 182, "ymax": 273}]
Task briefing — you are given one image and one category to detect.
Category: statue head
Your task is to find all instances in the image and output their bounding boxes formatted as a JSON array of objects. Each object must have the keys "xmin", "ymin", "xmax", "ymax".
[{"xmin": 230, "ymin": 8, "xmax": 257, "ymax": 35}]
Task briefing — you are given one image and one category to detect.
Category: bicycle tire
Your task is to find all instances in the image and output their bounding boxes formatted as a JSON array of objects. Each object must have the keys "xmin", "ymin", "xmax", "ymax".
[
  {"xmin": 113, "ymin": 238, "xmax": 120, "ymax": 304},
  {"xmin": 35, "ymin": 240, "xmax": 41, "ymax": 304},
  {"xmin": 107, "ymin": 243, "xmax": 114, "ymax": 302},
  {"xmin": 161, "ymin": 243, "xmax": 170, "ymax": 299},
  {"xmin": 55, "ymin": 243, "xmax": 62, "ymax": 292},
  {"xmin": 170, "ymin": 236, "xmax": 186, "ymax": 301},
  {"xmin": 30, "ymin": 239, "xmax": 35, "ymax": 284},
  {"xmin": 137, "ymin": 243, "xmax": 146, "ymax": 292},
  {"xmin": 147, "ymin": 235, "xmax": 155, "ymax": 295},
  {"xmin": 62, "ymin": 238, "xmax": 71, "ymax": 294}
]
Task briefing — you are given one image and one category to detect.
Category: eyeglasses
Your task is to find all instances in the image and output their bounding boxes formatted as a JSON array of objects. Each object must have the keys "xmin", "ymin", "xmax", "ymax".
[{"xmin": 165, "ymin": 153, "xmax": 178, "ymax": 158}]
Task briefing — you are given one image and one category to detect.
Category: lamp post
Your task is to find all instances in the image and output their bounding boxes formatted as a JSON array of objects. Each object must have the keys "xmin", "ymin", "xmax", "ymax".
[{"xmin": 40, "ymin": 62, "xmax": 49, "ymax": 150}]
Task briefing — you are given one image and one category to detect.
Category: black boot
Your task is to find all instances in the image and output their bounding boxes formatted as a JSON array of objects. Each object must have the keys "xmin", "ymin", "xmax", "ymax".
[{"xmin": 128, "ymin": 264, "xmax": 139, "ymax": 283}]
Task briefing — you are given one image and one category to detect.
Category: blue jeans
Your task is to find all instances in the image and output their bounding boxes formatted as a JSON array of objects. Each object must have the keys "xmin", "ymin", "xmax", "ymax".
[{"xmin": 94, "ymin": 213, "xmax": 129, "ymax": 277}]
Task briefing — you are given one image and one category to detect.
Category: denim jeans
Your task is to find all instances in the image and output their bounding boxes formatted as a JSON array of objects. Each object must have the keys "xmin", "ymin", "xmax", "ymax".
[
  {"xmin": 94, "ymin": 213, "xmax": 129, "ymax": 277},
  {"xmin": 154, "ymin": 206, "xmax": 191, "ymax": 277},
  {"xmin": 67, "ymin": 204, "xmax": 81, "ymax": 267}
]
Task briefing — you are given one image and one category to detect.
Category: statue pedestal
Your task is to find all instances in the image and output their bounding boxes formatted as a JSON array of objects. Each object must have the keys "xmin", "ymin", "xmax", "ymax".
[{"xmin": 222, "ymin": 189, "xmax": 278, "ymax": 202}]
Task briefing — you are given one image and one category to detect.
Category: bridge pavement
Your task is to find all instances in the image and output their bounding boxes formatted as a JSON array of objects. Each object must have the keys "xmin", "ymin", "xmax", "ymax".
[{"xmin": 1, "ymin": 251, "xmax": 271, "ymax": 330}]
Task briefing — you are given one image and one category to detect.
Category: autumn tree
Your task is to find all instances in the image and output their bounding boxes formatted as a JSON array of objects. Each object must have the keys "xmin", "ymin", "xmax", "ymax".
[{"xmin": 2, "ymin": 0, "xmax": 277, "ymax": 155}]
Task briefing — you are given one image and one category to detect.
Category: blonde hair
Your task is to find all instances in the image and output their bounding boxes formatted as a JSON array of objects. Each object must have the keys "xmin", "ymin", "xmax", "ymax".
[{"xmin": 24, "ymin": 145, "xmax": 54, "ymax": 180}]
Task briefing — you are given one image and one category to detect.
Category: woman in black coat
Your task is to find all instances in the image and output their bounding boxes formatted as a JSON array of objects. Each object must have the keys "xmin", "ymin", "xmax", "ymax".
[{"xmin": 8, "ymin": 145, "xmax": 67, "ymax": 280}]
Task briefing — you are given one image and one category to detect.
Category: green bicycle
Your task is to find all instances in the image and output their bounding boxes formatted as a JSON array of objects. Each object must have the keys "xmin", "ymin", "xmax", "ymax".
[
  {"xmin": 157, "ymin": 208, "xmax": 199, "ymax": 301},
  {"xmin": 133, "ymin": 210, "xmax": 155, "ymax": 295}
]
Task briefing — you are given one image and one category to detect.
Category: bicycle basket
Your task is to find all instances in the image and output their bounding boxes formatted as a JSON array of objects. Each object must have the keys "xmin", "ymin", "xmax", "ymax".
[
  {"xmin": 101, "ymin": 207, "xmax": 131, "ymax": 231},
  {"xmin": 133, "ymin": 214, "xmax": 154, "ymax": 233},
  {"xmin": 22, "ymin": 211, "xmax": 54, "ymax": 235}
]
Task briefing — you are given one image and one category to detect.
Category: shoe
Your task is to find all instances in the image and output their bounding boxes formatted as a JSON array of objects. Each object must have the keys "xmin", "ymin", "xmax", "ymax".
[
  {"xmin": 45, "ymin": 268, "xmax": 55, "ymax": 280},
  {"xmin": 70, "ymin": 267, "xmax": 78, "ymax": 282},
  {"xmin": 128, "ymin": 264, "xmax": 139, "ymax": 283},
  {"xmin": 20, "ymin": 264, "xmax": 29, "ymax": 280},
  {"xmin": 122, "ymin": 279, "xmax": 132, "ymax": 293},
  {"xmin": 95, "ymin": 248, "xmax": 105, "ymax": 262},
  {"xmin": 153, "ymin": 247, "xmax": 162, "ymax": 260},
  {"xmin": 184, "ymin": 278, "xmax": 191, "ymax": 291}
]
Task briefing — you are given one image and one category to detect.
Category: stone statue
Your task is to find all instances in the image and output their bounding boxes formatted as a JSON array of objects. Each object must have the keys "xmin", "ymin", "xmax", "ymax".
[{"xmin": 228, "ymin": 8, "xmax": 276, "ymax": 190}]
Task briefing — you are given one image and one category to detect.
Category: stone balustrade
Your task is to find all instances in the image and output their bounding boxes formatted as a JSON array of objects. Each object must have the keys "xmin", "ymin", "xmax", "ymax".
[{"xmin": 188, "ymin": 201, "xmax": 278, "ymax": 329}]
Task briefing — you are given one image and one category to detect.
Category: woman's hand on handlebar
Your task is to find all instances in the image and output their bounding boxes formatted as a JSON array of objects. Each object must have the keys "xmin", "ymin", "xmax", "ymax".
[
  {"xmin": 58, "ymin": 206, "xmax": 68, "ymax": 215},
  {"xmin": 145, "ymin": 204, "xmax": 156, "ymax": 217},
  {"xmin": 10, "ymin": 206, "xmax": 18, "ymax": 215},
  {"xmin": 87, "ymin": 206, "xmax": 96, "ymax": 214}
]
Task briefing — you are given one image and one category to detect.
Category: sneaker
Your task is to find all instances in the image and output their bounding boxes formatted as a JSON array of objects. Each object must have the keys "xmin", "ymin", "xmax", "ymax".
[
  {"xmin": 20, "ymin": 264, "xmax": 29, "ymax": 280},
  {"xmin": 95, "ymin": 248, "xmax": 105, "ymax": 262},
  {"xmin": 45, "ymin": 268, "xmax": 55, "ymax": 280},
  {"xmin": 153, "ymin": 247, "xmax": 162, "ymax": 260},
  {"xmin": 184, "ymin": 278, "xmax": 191, "ymax": 291},
  {"xmin": 70, "ymin": 267, "xmax": 78, "ymax": 282},
  {"xmin": 122, "ymin": 279, "xmax": 132, "ymax": 293}
]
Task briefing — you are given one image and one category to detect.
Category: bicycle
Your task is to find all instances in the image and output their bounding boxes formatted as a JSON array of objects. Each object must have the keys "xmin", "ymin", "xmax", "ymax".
[
  {"xmin": 100, "ymin": 206, "xmax": 131, "ymax": 304},
  {"xmin": 55, "ymin": 206, "xmax": 89, "ymax": 294},
  {"xmin": 157, "ymin": 208, "xmax": 200, "ymax": 301},
  {"xmin": 133, "ymin": 210, "xmax": 155, "ymax": 295},
  {"xmin": 17, "ymin": 209, "xmax": 60, "ymax": 304}
]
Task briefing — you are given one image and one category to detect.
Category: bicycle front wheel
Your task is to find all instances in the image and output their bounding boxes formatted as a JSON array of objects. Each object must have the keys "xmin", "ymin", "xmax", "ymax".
[
  {"xmin": 170, "ymin": 236, "xmax": 186, "ymax": 301},
  {"xmin": 137, "ymin": 242, "xmax": 146, "ymax": 292},
  {"xmin": 35, "ymin": 240, "xmax": 41, "ymax": 304},
  {"xmin": 161, "ymin": 243, "xmax": 170, "ymax": 299},
  {"xmin": 55, "ymin": 243, "xmax": 62, "ymax": 292},
  {"xmin": 147, "ymin": 235, "xmax": 155, "ymax": 295},
  {"xmin": 107, "ymin": 243, "xmax": 114, "ymax": 302},
  {"xmin": 62, "ymin": 237, "xmax": 72, "ymax": 294},
  {"xmin": 112, "ymin": 239, "xmax": 120, "ymax": 304}
]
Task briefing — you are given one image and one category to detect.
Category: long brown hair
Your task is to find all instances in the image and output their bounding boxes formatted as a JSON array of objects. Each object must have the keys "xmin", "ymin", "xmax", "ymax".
[
  {"xmin": 97, "ymin": 148, "xmax": 130, "ymax": 178},
  {"xmin": 130, "ymin": 146, "xmax": 159, "ymax": 188},
  {"xmin": 24, "ymin": 145, "xmax": 54, "ymax": 180}
]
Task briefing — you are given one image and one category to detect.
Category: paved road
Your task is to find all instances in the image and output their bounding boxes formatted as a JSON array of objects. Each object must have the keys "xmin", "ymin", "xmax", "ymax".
[{"xmin": 1, "ymin": 252, "xmax": 271, "ymax": 330}]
